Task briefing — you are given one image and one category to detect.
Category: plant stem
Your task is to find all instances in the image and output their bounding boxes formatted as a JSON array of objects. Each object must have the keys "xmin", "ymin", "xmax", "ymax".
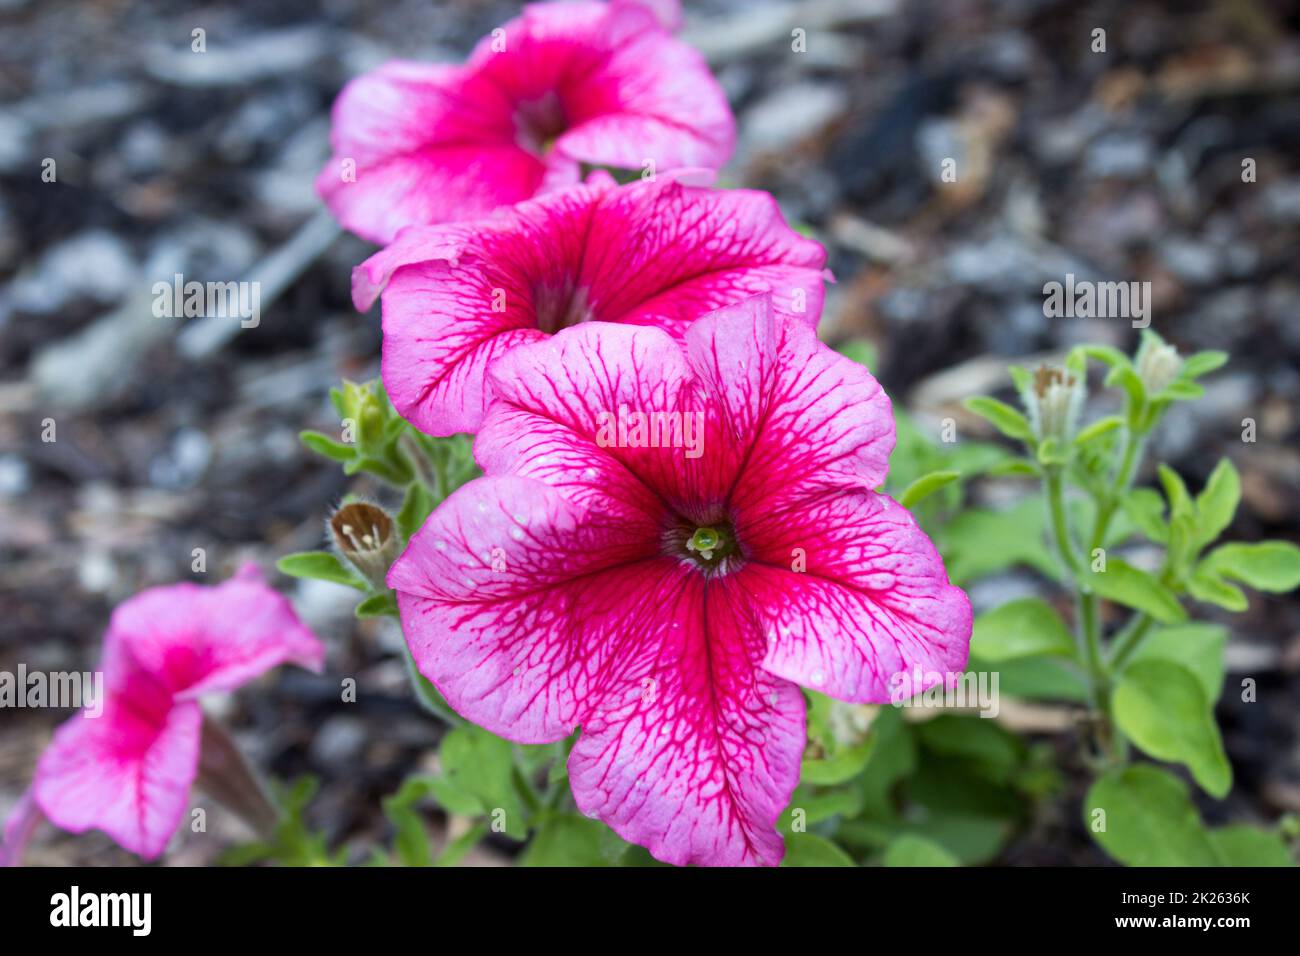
[{"xmin": 1109, "ymin": 613, "xmax": 1153, "ymax": 670}]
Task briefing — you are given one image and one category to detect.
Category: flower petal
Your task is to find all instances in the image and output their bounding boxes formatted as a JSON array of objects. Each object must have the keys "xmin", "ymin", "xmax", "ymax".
[
  {"xmin": 567, "ymin": 572, "xmax": 804, "ymax": 867},
  {"xmin": 478, "ymin": 321, "xmax": 694, "ymax": 526},
  {"xmin": 373, "ymin": 180, "xmax": 827, "ymax": 436},
  {"xmin": 33, "ymin": 695, "xmax": 202, "ymax": 860},
  {"xmin": 103, "ymin": 563, "xmax": 324, "ymax": 700},
  {"xmin": 317, "ymin": 61, "xmax": 553, "ymax": 244},
  {"xmin": 0, "ymin": 789, "xmax": 43, "ymax": 867},
  {"xmin": 389, "ymin": 475, "xmax": 658, "ymax": 742},
  {"xmin": 739, "ymin": 489, "xmax": 972, "ymax": 702},
  {"xmin": 684, "ymin": 296, "xmax": 895, "ymax": 508}
]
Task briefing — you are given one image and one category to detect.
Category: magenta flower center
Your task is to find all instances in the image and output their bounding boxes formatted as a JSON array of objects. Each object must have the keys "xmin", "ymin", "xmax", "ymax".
[
  {"xmin": 513, "ymin": 92, "xmax": 570, "ymax": 156},
  {"xmin": 533, "ymin": 280, "xmax": 594, "ymax": 333}
]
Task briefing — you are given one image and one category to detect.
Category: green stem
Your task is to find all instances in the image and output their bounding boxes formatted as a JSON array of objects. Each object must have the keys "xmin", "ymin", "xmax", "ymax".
[
  {"xmin": 1109, "ymin": 613, "xmax": 1154, "ymax": 670},
  {"xmin": 400, "ymin": 433, "xmax": 437, "ymax": 495}
]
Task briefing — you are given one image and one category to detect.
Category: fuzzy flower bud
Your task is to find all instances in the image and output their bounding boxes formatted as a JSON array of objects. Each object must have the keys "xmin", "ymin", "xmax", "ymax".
[
  {"xmin": 1024, "ymin": 364, "xmax": 1085, "ymax": 445},
  {"xmin": 330, "ymin": 501, "xmax": 398, "ymax": 590},
  {"xmin": 1135, "ymin": 336, "xmax": 1182, "ymax": 395}
]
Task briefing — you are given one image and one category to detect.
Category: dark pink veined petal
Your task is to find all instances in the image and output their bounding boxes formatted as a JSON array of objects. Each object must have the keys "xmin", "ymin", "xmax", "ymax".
[
  {"xmin": 477, "ymin": 321, "xmax": 696, "ymax": 527},
  {"xmin": 365, "ymin": 177, "xmax": 828, "ymax": 437},
  {"xmin": 316, "ymin": 61, "xmax": 558, "ymax": 244},
  {"xmin": 388, "ymin": 475, "xmax": 659, "ymax": 742},
  {"xmin": 684, "ymin": 296, "xmax": 895, "ymax": 509},
  {"xmin": 567, "ymin": 571, "xmax": 804, "ymax": 867},
  {"xmin": 469, "ymin": 1, "xmax": 732, "ymax": 174},
  {"xmin": 102, "ymin": 563, "xmax": 324, "ymax": 700},
  {"xmin": 737, "ymin": 489, "xmax": 972, "ymax": 703},
  {"xmin": 33, "ymin": 694, "xmax": 202, "ymax": 860},
  {"xmin": 320, "ymin": 1, "xmax": 731, "ymax": 242},
  {"xmin": 389, "ymin": 471, "xmax": 803, "ymax": 866},
  {"xmin": 576, "ymin": 180, "xmax": 829, "ymax": 336}
]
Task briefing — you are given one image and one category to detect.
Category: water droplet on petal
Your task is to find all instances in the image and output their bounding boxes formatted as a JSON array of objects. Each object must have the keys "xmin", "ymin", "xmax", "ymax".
[
  {"xmin": 510, "ymin": 528, "xmax": 524, "ymax": 541},
  {"xmin": 811, "ymin": 669, "xmax": 826, "ymax": 686},
  {"xmin": 434, "ymin": 540, "xmax": 447, "ymax": 551}
]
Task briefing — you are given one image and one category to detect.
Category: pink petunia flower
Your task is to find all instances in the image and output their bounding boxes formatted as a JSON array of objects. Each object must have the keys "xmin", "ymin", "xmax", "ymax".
[
  {"xmin": 0, "ymin": 564, "xmax": 323, "ymax": 864},
  {"xmin": 387, "ymin": 295, "xmax": 972, "ymax": 866},
  {"xmin": 316, "ymin": 0, "xmax": 733, "ymax": 243},
  {"xmin": 353, "ymin": 172, "xmax": 831, "ymax": 437}
]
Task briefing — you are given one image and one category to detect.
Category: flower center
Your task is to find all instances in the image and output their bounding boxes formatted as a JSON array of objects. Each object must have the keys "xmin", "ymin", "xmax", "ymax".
[
  {"xmin": 533, "ymin": 281, "xmax": 593, "ymax": 333},
  {"xmin": 514, "ymin": 93, "xmax": 569, "ymax": 157},
  {"xmin": 665, "ymin": 519, "xmax": 741, "ymax": 574}
]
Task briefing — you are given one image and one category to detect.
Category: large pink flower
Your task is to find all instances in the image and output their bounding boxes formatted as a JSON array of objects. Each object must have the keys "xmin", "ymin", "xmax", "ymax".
[
  {"xmin": 317, "ymin": 0, "xmax": 733, "ymax": 243},
  {"xmin": 1, "ymin": 564, "xmax": 323, "ymax": 863},
  {"xmin": 354, "ymin": 172, "xmax": 831, "ymax": 437},
  {"xmin": 388, "ymin": 296, "xmax": 972, "ymax": 866}
]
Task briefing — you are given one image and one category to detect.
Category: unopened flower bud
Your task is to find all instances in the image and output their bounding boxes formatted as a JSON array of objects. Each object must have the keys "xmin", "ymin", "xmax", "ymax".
[
  {"xmin": 1025, "ymin": 364, "xmax": 1084, "ymax": 444},
  {"xmin": 330, "ymin": 501, "xmax": 398, "ymax": 590},
  {"xmin": 1135, "ymin": 336, "xmax": 1181, "ymax": 394},
  {"xmin": 338, "ymin": 379, "xmax": 387, "ymax": 448}
]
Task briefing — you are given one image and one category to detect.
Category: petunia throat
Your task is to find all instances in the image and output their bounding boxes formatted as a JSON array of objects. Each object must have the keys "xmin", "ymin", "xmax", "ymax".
[{"xmin": 666, "ymin": 519, "xmax": 741, "ymax": 574}]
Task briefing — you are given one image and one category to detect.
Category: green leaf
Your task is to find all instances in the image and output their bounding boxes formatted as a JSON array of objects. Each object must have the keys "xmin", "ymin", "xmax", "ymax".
[
  {"xmin": 800, "ymin": 738, "xmax": 875, "ymax": 786},
  {"xmin": 396, "ymin": 482, "xmax": 435, "ymax": 542},
  {"xmin": 356, "ymin": 591, "xmax": 399, "ymax": 618},
  {"xmin": 1106, "ymin": 363, "xmax": 1146, "ymax": 411},
  {"xmin": 1158, "ymin": 464, "xmax": 1194, "ymax": 519},
  {"xmin": 520, "ymin": 814, "xmax": 621, "ymax": 866},
  {"xmin": 970, "ymin": 598, "xmax": 1074, "ymax": 662},
  {"xmin": 898, "ymin": 470, "xmax": 961, "ymax": 509},
  {"xmin": 970, "ymin": 654, "xmax": 1088, "ymax": 702},
  {"xmin": 1193, "ymin": 458, "xmax": 1240, "ymax": 550},
  {"xmin": 1186, "ymin": 564, "xmax": 1248, "ymax": 612},
  {"xmin": 1085, "ymin": 765, "xmax": 1220, "ymax": 866},
  {"xmin": 276, "ymin": 551, "xmax": 367, "ymax": 591},
  {"xmin": 1112, "ymin": 660, "xmax": 1231, "ymax": 798},
  {"xmin": 915, "ymin": 715, "xmax": 1023, "ymax": 784},
  {"xmin": 1074, "ymin": 415, "xmax": 1124, "ymax": 447},
  {"xmin": 1204, "ymin": 541, "xmax": 1300, "ymax": 593},
  {"xmin": 883, "ymin": 834, "xmax": 959, "ymax": 867},
  {"xmin": 344, "ymin": 455, "xmax": 412, "ymax": 486},
  {"xmin": 1122, "ymin": 488, "xmax": 1168, "ymax": 544},
  {"xmin": 1180, "ymin": 350, "xmax": 1228, "ymax": 380},
  {"xmin": 1080, "ymin": 344, "xmax": 1130, "ymax": 369},
  {"xmin": 933, "ymin": 497, "xmax": 1058, "ymax": 585},
  {"xmin": 963, "ymin": 397, "xmax": 1033, "ymax": 442},
  {"xmin": 1083, "ymin": 557, "xmax": 1186, "ymax": 623},
  {"xmin": 1160, "ymin": 380, "xmax": 1204, "ymax": 401},
  {"xmin": 434, "ymin": 821, "xmax": 488, "ymax": 867},
  {"xmin": 1125, "ymin": 623, "xmax": 1227, "ymax": 703},
  {"xmin": 435, "ymin": 726, "xmax": 527, "ymax": 838},
  {"xmin": 299, "ymin": 429, "xmax": 356, "ymax": 463},
  {"xmin": 382, "ymin": 776, "xmax": 435, "ymax": 866},
  {"xmin": 781, "ymin": 833, "xmax": 855, "ymax": 867},
  {"xmin": 782, "ymin": 786, "xmax": 863, "ymax": 827},
  {"xmin": 1208, "ymin": 825, "xmax": 1296, "ymax": 867}
]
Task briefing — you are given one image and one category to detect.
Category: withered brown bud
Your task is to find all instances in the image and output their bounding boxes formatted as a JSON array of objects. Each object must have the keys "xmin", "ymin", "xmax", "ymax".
[{"xmin": 330, "ymin": 501, "xmax": 398, "ymax": 590}]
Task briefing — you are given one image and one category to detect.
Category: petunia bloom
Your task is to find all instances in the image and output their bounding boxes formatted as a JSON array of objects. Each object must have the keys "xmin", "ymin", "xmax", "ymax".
[
  {"xmin": 316, "ymin": 0, "xmax": 733, "ymax": 243},
  {"xmin": 388, "ymin": 295, "xmax": 972, "ymax": 866},
  {"xmin": 353, "ymin": 172, "xmax": 831, "ymax": 437},
  {"xmin": 0, "ymin": 564, "xmax": 323, "ymax": 864}
]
